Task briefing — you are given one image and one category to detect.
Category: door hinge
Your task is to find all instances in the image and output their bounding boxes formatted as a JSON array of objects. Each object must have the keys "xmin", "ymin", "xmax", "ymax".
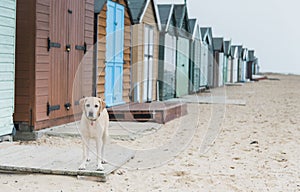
[
  {"xmin": 47, "ymin": 37, "xmax": 61, "ymax": 51},
  {"xmin": 75, "ymin": 42, "xmax": 87, "ymax": 54},
  {"xmin": 47, "ymin": 102, "xmax": 60, "ymax": 116}
]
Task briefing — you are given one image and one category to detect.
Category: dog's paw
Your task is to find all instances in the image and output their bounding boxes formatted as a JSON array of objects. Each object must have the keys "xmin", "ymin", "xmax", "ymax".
[{"xmin": 96, "ymin": 164, "xmax": 104, "ymax": 171}]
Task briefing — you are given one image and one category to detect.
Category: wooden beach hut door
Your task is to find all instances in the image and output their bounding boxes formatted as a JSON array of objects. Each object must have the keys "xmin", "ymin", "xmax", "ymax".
[
  {"xmin": 105, "ymin": 1, "xmax": 125, "ymax": 107},
  {"xmin": 48, "ymin": 0, "xmax": 85, "ymax": 119},
  {"xmin": 176, "ymin": 37, "xmax": 189, "ymax": 97},
  {"xmin": 143, "ymin": 25, "xmax": 154, "ymax": 102}
]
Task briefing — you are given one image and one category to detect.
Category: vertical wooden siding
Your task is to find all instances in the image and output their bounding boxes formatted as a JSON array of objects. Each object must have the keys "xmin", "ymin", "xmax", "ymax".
[
  {"xmin": 0, "ymin": 0, "xmax": 17, "ymax": 135},
  {"xmin": 35, "ymin": 0, "xmax": 50, "ymax": 123},
  {"xmin": 96, "ymin": 0, "xmax": 131, "ymax": 103},
  {"xmin": 14, "ymin": 0, "xmax": 35, "ymax": 124}
]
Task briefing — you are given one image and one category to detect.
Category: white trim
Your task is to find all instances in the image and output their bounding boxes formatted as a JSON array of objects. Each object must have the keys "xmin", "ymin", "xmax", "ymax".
[
  {"xmin": 190, "ymin": 18, "xmax": 198, "ymax": 40},
  {"xmin": 165, "ymin": 4, "xmax": 174, "ymax": 32},
  {"xmin": 139, "ymin": 0, "xmax": 151, "ymax": 23},
  {"xmin": 153, "ymin": 0, "xmax": 162, "ymax": 31}
]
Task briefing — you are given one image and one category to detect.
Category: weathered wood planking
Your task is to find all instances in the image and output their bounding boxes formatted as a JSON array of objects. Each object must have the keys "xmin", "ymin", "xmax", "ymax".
[
  {"xmin": 0, "ymin": 143, "xmax": 135, "ymax": 182},
  {"xmin": 107, "ymin": 102, "xmax": 188, "ymax": 123}
]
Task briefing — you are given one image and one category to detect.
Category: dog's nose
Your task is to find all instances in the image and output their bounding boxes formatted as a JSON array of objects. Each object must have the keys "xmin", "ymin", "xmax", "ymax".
[{"xmin": 88, "ymin": 111, "xmax": 93, "ymax": 117}]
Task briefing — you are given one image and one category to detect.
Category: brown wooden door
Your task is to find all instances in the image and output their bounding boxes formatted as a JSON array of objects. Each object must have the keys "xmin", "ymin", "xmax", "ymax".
[
  {"xmin": 67, "ymin": 0, "xmax": 85, "ymax": 116},
  {"xmin": 49, "ymin": 0, "xmax": 85, "ymax": 119}
]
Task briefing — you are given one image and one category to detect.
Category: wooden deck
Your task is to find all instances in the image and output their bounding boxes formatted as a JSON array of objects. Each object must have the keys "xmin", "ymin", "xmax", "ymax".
[
  {"xmin": 0, "ymin": 143, "xmax": 135, "ymax": 182},
  {"xmin": 107, "ymin": 102, "xmax": 188, "ymax": 124}
]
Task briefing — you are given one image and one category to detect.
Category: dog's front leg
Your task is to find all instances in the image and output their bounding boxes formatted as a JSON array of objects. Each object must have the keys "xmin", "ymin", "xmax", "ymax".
[
  {"xmin": 79, "ymin": 137, "xmax": 90, "ymax": 170},
  {"xmin": 96, "ymin": 139, "xmax": 104, "ymax": 171}
]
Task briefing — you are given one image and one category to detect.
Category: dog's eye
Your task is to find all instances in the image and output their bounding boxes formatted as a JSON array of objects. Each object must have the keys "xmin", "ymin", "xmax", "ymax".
[
  {"xmin": 86, "ymin": 104, "xmax": 90, "ymax": 107},
  {"xmin": 95, "ymin": 105, "xmax": 99, "ymax": 108}
]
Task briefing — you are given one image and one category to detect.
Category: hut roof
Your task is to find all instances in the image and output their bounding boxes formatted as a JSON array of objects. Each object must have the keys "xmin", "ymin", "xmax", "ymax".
[
  {"xmin": 172, "ymin": 4, "xmax": 190, "ymax": 37},
  {"xmin": 94, "ymin": 0, "xmax": 106, "ymax": 13},
  {"xmin": 242, "ymin": 48, "xmax": 248, "ymax": 60},
  {"xmin": 236, "ymin": 45, "xmax": 243, "ymax": 58},
  {"xmin": 188, "ymin": 18, "xmax": 198, "ymax": 40},
  {"xmin": 213, "ymin": 37, "xmax": 224, "ymax": 52},
  {"xmin": 173, "ymin": 4, "xmax": 185, "ymax": 28},
  {"xmin": 231, "ymin": 45, "xmax": 243, "ymax": 58},
  {"xmin": 248, "ymin": 50, "xmax": 256, "ymax": 61},
  {"xmin": 127, "ymin": 0, "xmax": 161, "ymax": 29},
  {"xmin": 200, "ymin": 27, "xmax": 213, "ymax": 47},
  {"xmin": 127, "ymin": 0, "xmax": 148, "ymax": 23},
  {"xmin": 157, "ymin": 4, "xmax": 174, "ymax": 32},
  {"xmin": 200, "ymin": 28, "xmax": 207, "ymax": 40},
  {"xmin": 223, "ymin": 40, "xmax": 231, "ymax": 56}
]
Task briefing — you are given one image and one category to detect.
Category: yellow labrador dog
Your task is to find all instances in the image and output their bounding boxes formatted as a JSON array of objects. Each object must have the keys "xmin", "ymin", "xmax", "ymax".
[{"xmin": 78, "ymin": 97, "xmax": 109, "ymax": 171}]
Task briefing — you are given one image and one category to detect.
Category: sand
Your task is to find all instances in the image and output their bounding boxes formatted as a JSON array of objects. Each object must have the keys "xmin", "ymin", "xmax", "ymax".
[{"xmin": 0, "ymin": 73, "xmax": 299, "ymax": 191}]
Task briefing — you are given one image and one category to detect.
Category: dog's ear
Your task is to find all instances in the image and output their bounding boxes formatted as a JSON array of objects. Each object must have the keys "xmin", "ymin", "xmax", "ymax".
[
  {"xmin": 79, "ymin": 98, "xmax": 86, "ymax": 111},
  {"xmin": 97, "ymin": 97, "xmax": 106, "ymax": 112},
  {"xmin": 101, "ymin": 100, "xmax": 106, "ymax": 111}
]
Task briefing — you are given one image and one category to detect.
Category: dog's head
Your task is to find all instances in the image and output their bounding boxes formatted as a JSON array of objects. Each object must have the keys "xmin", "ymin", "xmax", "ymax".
[{"xmin": 79, "ymin": 97, "xmax": 106, "ymax": 121}]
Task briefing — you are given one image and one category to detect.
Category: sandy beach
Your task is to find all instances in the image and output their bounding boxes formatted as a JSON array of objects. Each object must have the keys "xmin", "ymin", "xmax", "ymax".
[{"xmin": 0, "ymin": 73, "xmax": 299, "ymax": 191}]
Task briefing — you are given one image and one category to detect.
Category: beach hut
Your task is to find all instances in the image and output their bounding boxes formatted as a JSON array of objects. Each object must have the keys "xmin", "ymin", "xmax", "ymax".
[
  {"xmin": 227, "ymin": 46, "xmax": 234, "ymax": 83},
  {"xmin": 94, "ymin": 0, "xmax": 132, "ymax": 107},
  {"xmin": 173, "ymin": 4, "xmax": 190, "ymax": 97},
  {"xmin": 14, "ymin": 0, "xmax": 94, "ymax": 131},
  {"xmin": 230, "ymin": 45, "xmax": 242, "ymax": 83},
  {"xmin": 188, "ymin": 20, "xmax": 201, "ymax": 93},
  {"xmin": 157, "ymin": 4, "xmax": 176, "ymax": 101},
  {"xmin": 240, "ymin": 48, "xmax": 248, "ymax": 82},
  {"xmin": 200, "ymin": 27, "xmax": 214, "ymax": 88},
  {"xmin": 236, "ymin": 45, "xmax": 243, "ymax": 82},
  {"xmin": 212, "ymin": 37, "xmax": 224, "ymax": 87},
  {"xmin": 253, "ymin": 58, "xmax": 259, "ymax": 75},
  {"xmin": 199, "ymin": 28, "xmax": 209, "ymax": 88},
  {"xmin": 223, "ymin": 40, "xmax": 231, "ymax": 84},
  {"xmin": 0, "ymin": 0, "xmax": 16, "ymax": 138},
  {"xmin": 247, "ymin": 50, "xmax": 255, "ymax": 80},
  {"xmin": 128, "ymin": 0, "xmax": 161, "ymax": 103}
]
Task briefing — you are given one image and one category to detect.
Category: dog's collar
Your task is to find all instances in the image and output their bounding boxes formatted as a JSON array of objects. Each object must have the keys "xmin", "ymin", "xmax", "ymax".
[
  {"xmin": 85, "ymin": 116, "xmax": 97, "ymax": 126},
  {"xmin": 90, "ymin": 119, "xmax": 97, "ymax": 126}
]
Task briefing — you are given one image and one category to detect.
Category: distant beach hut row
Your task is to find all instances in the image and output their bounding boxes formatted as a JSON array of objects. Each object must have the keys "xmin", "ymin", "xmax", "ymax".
[{"xmin": 0, "ymin": 0, "xmax": 259, "ymax": 138}]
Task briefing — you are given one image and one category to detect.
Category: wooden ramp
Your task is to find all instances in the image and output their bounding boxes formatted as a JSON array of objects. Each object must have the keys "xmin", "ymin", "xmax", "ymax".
[
  {"xmin": 107, "ymin": 102, "xmax": 187, "ymax": 124},
  {"xmin": 0, "ymin": 143, "xmax": 135, "ymax": 182}
]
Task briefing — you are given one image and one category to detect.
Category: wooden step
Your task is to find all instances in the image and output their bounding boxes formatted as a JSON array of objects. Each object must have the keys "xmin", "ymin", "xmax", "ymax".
[{"xmin": 107, "ymin": 102, "xmax": 187, "ymax": 124}]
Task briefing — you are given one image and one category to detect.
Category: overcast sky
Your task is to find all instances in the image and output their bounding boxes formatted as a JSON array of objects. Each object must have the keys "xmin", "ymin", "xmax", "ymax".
[{"xmin": 157, "ymin": 0, "xmax": 300, "ymax": 75}]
